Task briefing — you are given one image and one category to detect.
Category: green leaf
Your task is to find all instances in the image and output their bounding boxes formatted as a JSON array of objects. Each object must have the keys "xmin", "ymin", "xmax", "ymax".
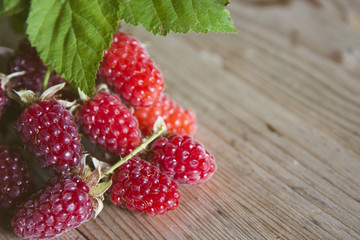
[
  {"xmin": 118, "ymin": 0, "xmax": 237, "ymax": 35},
  {"xmin": 26, "ymin": 0, "xmax": 120, "ymax": 95},
  {"xmin": 0, "ymin": 0, "xmax": 28, "ymax": 16}
]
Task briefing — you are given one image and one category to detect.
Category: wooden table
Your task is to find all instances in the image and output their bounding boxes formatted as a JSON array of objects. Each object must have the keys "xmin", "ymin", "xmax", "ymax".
[{"xmin": 1, "ymin": 0, "xmax": 360, "ymax": 239}]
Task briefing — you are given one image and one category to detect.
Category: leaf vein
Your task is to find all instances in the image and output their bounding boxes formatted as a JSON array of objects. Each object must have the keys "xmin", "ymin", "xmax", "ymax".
[
  {"xmin": 150, "ymin": 0, "xmax": 165, "ymax": 34},
  {"xmin": 95, "ymin": 0, "xmax": 113, "ymax": 29},
  {"xmin": 67, "ymin": 5, "xmax": 88, "ymax": 91}
]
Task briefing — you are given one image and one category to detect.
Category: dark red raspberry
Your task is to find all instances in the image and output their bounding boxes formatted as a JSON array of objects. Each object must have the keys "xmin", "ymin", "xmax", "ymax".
[
  {"xmin": 133, "ymin": 94, "xmax": 197, "ymax": 136},
  {"xmin": 110, "ymin": 156, "xmax": 180, "ymax": 215},
  {"xmin": 98, "ymin": 32, "xmax": 164, "ymax": 108},
  {"xmin": 148, "ymin": 134, "xmax": 216, "ymax": 185},
  {"xmin": 16, "ymin": 100, "xmax": 82, "ymax": 173},
  {"xmin": 9, "ymin": 39, "xmax": 65, "ymax": 95},
  {"xmin": 0, "ymin": 146, "xmax": 34, "ymax": 209},
  {"xmin": 76, "ymin": 91, "xmax": 141, "ymax": 157},
  {"xmin": 11, "ymin": 173, "xmax": 93, "ymax": 239},
  {"xmin": 0, "ymin": 87, "xmax": 10, "ymax": 118}
]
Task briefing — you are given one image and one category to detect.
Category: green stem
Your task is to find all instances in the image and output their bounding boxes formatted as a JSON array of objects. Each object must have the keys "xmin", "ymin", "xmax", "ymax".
[
  {"xmin": 100, "ymin": 124, "xmax": 166, "ymax": 179},
  {"xmin": 42, "ymin": 67, "xmax": 52, "ymax": 92}
]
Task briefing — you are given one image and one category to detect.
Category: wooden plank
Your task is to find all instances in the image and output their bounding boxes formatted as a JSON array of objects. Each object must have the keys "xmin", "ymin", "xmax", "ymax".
[{"xmin": 1, "ymin": 0, "xmax": 360, "ymax": 239}]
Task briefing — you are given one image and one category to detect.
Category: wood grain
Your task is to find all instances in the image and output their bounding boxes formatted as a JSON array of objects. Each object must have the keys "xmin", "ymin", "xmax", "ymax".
[{"xmin": 1, "ymin": 0, "xmax": 360, "ymax": 239}]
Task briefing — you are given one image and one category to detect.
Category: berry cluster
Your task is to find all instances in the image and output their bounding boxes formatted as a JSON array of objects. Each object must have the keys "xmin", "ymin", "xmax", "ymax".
[{"xmin": 0, "ymin": 32, "xmax": 216, "ymax": 239}]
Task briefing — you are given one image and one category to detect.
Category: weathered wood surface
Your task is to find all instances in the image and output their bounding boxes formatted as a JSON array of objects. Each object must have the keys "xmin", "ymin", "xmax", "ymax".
[{"xmin": 1, "ymin": 0, "xmax": 360, "ymax": 239}]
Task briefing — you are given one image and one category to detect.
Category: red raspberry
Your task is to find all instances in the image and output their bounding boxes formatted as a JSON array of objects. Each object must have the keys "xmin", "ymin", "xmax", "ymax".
[
  {"xmin": 0, "ymin": 146, "xmax": 34, "ymax": 208},
  {"xmin": 98, "ymin": 32, "xmax": 164, "ymax": 108},
  {"xmin": 110, "ymin": 156, "xmax": 180, "ymax": 215},
  {"xmin": 9, "ymin": 39, "xmax": 65, "ymax": 95},
  {"xmin": 148, "ymin": 134, "xmax": 216, "ymax": 185},
  {"xmin": 16, "ymin": 100, "xmax": 82, "ymax": 173},
  {"xmin": 11, "ymin": 173, "xmax": 93, "ymax": 239},
  {"xmin": 133, "ymin": 94, "xmax": 197, "ymax": 136},
  {"xmin": 76, "ymin": 91, "xmax": 141, "ymax": 157}
]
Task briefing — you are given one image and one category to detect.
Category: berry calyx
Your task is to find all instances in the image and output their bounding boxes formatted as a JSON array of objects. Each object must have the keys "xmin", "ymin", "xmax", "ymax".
[
  {"xmin": 148, "ymin": 134, "xmax": 216, "ymax": 185},
  {"xmin": 98, "ymin": 32, "xmax": 165, "ymax": 108},
  {"xmin": 133, "ymin": 93, "xmax": 197, "ymax": 136},
  {"xmin": 0, "ymin": 71, "xmax": 26, "ymax": 119}
]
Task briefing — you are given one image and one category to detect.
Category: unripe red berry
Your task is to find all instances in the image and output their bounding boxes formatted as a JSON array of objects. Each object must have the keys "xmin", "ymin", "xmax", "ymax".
[
  {"xmin": 98, "ymin": 32, "xmax": 164, "ymax": 108},
  {"xmin": 134, "ymin": 94, "xmax": 197, "ymax": 136}
]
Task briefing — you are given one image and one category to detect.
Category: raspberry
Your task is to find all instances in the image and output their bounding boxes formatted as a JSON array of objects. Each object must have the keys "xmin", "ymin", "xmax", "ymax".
[
  {"xmin": 148, "ymin": 134, "xmax": 216, "ymax": 185},
  {"xmin": 98, "ymin": 32, "xmax": 164, "ymax": 108},
  {"xmin": 110, "ymin": 156, "xmax": 180, "ymax": 215},
  {"xmin": 76, "ymin": 91, "xmax": 141, "ymax": 157},
  {"xmin": 16, "ymin": 100, "xmax": 82, "ymax": 173},
  {"xmin": 11, "ymin": 173, "xmax": 93, "ymax": 239},
  {"xmin": 9, "ymin": 39, "xmax": 65, "ymax": 95},
  {"xmin": 0, "ymin": 146, "xmax": 34, "ymax": 208},
  {"xmin": 0, "ymin": 87, "xmax": 10, "ymax": 118},
  {"xmin": 133, "ymin": 94, "xmax": 197, "ymax": 136}
]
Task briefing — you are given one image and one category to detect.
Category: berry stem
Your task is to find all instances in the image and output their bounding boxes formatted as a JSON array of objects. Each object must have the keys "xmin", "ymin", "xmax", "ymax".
[
  {"xmin": 0, "ymin": 46, "xmax": 14, "ymax": 56},
  {"xmin": 1, "ymin": 71, "xmax": 26, "ymax": 90},
  {"xmin": 100, "ymin": 123, "xmax": 166, "ymax": 179},
  {"xmin": 42, "ymin": 67, "xmax": 52, "ymax": 92}
]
